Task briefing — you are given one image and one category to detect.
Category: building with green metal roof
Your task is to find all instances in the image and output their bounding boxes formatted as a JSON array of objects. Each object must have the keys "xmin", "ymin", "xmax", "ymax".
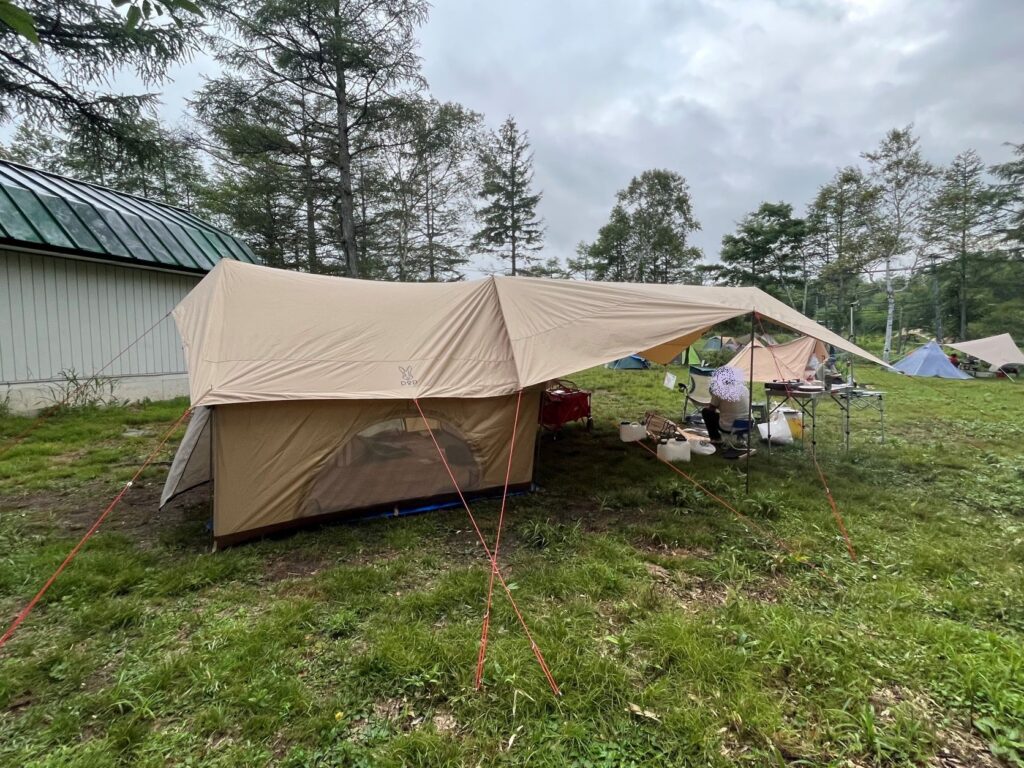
[{"xmin": 0, "ymin": 160, "xmax": 258, "ymax": 412}]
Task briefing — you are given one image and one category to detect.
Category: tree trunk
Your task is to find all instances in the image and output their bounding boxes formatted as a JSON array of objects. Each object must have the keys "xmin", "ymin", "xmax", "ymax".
[
  {"xmin": 425, "ymin": 169, "xmax": 435, "ymax": 281},
  {"xmin": 959, "ymin": 232, "xmax": 968, "ymax": 340},
  {"xmin": 304, "ymin": 147, "xmax": 317, "ymax": 274},
  {"xmin": 332, "ymin": 13, "xmax": 360, "ymax": 278},
  {"xmin": 882, "ymin": 256, "xmax": 895, "ymax": 363},
  {"xmin": 801, "ymin": 258, "xmax": 809, "ymax": 316},
  {"xmin": 931, "ymin": 257, "xmax": 943, "ymax": 343},
  {"xmin": 507, "ymin": 148, "xmax": 516, "ymax": 276},
  {"xmin": 897, "ymin": 304, "xmax": 905, "ymax": 355},
  {"xmin": 837, "ymin": 273, "xmax": 847, "ymax": 336}
]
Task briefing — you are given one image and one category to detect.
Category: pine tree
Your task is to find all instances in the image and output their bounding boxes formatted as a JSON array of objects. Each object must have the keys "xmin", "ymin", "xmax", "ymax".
[
  {"xmin": 922, "ymin": 150, "xmax": 1001, "ymax": 339},
  {"xmin": 2, "ymin": 120, "xmax": 208, "ymax": 212},
  {"xmin": 991, "ymin": 141, "xmax": 1024, "ymax": 251},
  {"xmin": 804, "ymin": 167, "xmax": 879, "ymax": 331},
  {"xmin": 583, "ymin": 205, "xmax": 633, "ymax": 281},
  {"xmin": 862, "ymin": 126, "xmax": 937, "ymax": 362},
  {"xmin": 371, "ymin": 99, "xmax": 482, "ymax": 281},
  {"xmin": 0, "ymin": 0, "xmax": 198, "ymax": 145},
  {"xmin": 581, "ymin": 170, "xmax": 702, "ymax": 283},
  {"xmin": 714, "ymin": 202, "xmax": 806, "ymax": 305},
  {"xmin": 473, "ymin": 116, "xmax": 544, "ymax": 276},
  {"xmin": 207, "ymin": 0, "xmax": 429, "ymax": 277}
]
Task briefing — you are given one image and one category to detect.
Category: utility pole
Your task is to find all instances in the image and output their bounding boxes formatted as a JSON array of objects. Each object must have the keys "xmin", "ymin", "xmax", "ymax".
[
  {"xmin": 849, "ymin": 300, "xmax": 858, "ymax": 384},
  {"xmin": 897, "ymin": 304, "xmax": 905, "ymax": 355}
]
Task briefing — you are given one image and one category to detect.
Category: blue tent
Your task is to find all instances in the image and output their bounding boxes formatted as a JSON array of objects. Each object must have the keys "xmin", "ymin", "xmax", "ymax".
[
  {"xmin": 605, "ymin": 354, "xmax": 651, "ymax": 370},
  {"xmin": 892, "ymin": 340, "xmax": 971, "ymax": 379}
]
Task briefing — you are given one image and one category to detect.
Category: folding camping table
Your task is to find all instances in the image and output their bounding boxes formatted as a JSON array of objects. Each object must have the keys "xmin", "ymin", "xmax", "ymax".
[{"xmin": 764, "ymin": 384, "xmax": 885, "ymax": 453}]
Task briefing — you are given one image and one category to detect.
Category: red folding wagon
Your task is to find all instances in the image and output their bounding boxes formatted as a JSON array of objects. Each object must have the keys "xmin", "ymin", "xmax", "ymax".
[{"xmin": 540, "ymin": 379, "xmax": 593, "ymax": 435}]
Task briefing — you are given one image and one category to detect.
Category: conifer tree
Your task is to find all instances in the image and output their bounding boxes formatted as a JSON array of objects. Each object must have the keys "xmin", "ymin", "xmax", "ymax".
[{"xmin": 473, "ymin": 116, "xmax": 544, "ymax": 275}]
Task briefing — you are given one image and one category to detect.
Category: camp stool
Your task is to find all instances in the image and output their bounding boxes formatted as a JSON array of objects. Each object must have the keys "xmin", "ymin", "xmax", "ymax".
[{"xmin": 722, "ymin": 418, "xmax": 752, "ymax": 450}]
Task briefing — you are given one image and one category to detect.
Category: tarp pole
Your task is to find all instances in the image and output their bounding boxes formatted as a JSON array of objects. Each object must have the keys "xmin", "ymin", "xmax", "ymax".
[{"xmin": 745, "ymin": 313, "xmax": 755, "ymax": 493}]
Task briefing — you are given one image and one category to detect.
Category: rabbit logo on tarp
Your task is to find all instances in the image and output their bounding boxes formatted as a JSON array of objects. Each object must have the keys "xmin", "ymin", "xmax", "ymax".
[{"xmin": 399, "ymin": 366, "xmax": 418, "ymax": 386}]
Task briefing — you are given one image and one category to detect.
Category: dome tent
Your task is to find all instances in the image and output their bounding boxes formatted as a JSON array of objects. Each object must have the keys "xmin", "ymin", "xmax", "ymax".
[
  {"xmin": 892, "ymin": 340, "xmax": 971, "ymax": 379},
  {"xmin": 605, "ymin": 355, "xmax": 651, "ymax": 370}
]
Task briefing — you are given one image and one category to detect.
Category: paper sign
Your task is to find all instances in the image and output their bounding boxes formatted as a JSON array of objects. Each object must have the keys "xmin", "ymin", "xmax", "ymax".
[{"xmin": 663, "ymin": 372, "xmax": 678, "ymax": 390}]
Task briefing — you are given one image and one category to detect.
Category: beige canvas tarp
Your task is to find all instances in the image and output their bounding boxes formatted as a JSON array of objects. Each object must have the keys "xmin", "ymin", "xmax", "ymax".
[
  {"xmin": 174, "ymin": 261, "xmax": 887, "ymax": 406},
  {"xmin": 726, "ymin": 337, "xmax": 828, "ymax": 382},
  {"xmin": 948, "ymin": 333, "xmax": 1024, "ymax": 370}
]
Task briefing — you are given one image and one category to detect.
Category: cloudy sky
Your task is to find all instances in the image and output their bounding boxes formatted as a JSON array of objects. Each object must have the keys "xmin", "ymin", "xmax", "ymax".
[{"xmin": 161, "ymin": 0, "xmax": 1022, "ymax": 265}]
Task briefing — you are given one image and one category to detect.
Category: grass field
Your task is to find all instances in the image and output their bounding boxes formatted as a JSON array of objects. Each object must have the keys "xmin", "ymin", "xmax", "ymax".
[{"xmin": 1, "ymin": 366, "xmax": 1022, "ymax": 767}]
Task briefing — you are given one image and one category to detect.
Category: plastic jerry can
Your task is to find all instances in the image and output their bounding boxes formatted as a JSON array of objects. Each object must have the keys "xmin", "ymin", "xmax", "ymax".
[
  {"xmin": 657, "ymin": 437, "xmax": 691, "ymax": 462},
  {"xmin": 619, "ymin": 421, "xmax": 647, "ymax": 442}
]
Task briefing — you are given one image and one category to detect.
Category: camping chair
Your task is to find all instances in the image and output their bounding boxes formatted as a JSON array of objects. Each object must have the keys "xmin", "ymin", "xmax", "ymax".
[{"xmin": 680, "ymin": 365, "xmax": 716, "ymax": 425}]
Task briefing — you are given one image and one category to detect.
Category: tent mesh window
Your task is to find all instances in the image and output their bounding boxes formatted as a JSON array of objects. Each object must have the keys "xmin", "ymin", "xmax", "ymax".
[{"xmin": 300, "ymin": 417, "xmax": 482, "ymax": 516}]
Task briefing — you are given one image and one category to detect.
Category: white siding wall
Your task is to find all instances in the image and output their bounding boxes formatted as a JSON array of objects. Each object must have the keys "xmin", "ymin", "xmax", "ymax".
[{"xmin": 1, "ymin": 248, "xmax": 199, "ymax": 412}]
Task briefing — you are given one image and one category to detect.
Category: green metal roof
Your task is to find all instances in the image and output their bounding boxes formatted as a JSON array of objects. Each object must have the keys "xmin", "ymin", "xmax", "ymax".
[{"xmin": 0, "ymin": 160, "xmax": 258, "ymax": 273}]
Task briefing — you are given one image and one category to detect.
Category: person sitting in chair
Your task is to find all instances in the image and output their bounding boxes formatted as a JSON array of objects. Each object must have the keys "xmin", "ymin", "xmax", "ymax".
[
  {"xmin": 701, "ymin": 366, "xmax": 749, "ymax": 443},
  {"xmin": 815, "ymin": 355, "xmax": 844, "ymax": 386},
  {"xmin": 948, "ymin": 352, "xmax": 960, "ymax": 368}
]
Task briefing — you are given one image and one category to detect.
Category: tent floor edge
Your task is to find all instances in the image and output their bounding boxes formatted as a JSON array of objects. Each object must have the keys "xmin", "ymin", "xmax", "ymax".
[{"xmin": 211, "ymin": 481, "xmax": 535, "ymax": 549}]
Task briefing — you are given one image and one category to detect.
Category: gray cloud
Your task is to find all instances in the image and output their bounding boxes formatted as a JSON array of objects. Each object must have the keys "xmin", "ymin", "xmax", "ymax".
[
  {"xmin": 418, "ymin": 0, "xmax": 1024, "ymax": 264},
  {"xmin": 136, "ymin": 0, "xmax": 1023, "ymax": 271}
]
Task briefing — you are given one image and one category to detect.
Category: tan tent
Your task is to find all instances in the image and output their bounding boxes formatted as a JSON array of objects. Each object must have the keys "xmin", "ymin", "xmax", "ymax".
[
  {"xmin": 163, "ymin": 261, "xmax": 887, "ymax": 545},
  {"xmin": 947, "ymin": 333, "xmax": 1024, "ymax": 371},
  {"xmin": 725, "ymin": 336, "xmax": 829, "ymax": 383}
]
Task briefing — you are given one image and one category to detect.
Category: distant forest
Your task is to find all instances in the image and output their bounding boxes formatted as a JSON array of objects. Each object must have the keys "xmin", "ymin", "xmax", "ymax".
[{"xmin": 2, "ymin": 0, "xmax": 1022, "ymax": 360}]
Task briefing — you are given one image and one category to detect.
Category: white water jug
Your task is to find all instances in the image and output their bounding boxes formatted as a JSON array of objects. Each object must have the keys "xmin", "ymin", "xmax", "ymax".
[
  {"xmin": 657, "ymin": 437, "xmax": 691, "ymax": 462},
  {"xmin": 619, "ymin": 421, "xmax": 646, "ymax": 442}
]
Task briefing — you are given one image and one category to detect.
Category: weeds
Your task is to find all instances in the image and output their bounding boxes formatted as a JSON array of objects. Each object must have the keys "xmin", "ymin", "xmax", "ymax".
[{"xmin": 44, "ymin": 367, "xmax": 121, "ymax": 411}]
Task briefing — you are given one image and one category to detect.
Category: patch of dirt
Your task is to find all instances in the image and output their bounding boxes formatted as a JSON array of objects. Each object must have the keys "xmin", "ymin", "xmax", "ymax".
[
  {"xmin": 871, "ymin": 685, "xmax": 1002, "ymax": 768},
  {"xmin": 81, "ymin": 648, "xmax": 126, "ymax": 694},
  {"xmin": 50, "ymin": 448, "xmax": 89, "ymax": 465},
  {"xmin": 2, "ymin": 481, "xmax": 212, "ymax": 550},
  {"xmin": 264, "ymin": 553, "xmax": 327, "ymax": 582},
  {"xmin": 743, "ymin": 574, "xmax": 786, "ymax": 604},
  {"xmin": 347, "ymin": 698, "xmax": 459, "ymax": 741},
  {"xmin": 932, "ymin": 724, "xmax": 1002, "ymax": 768},
  {"xmin": 373, "ymin": 697, "xmax": 405, "ymax": 721},
  {"xmin": 431, "ymin": 709, "xmax": 458, "ymax": 734},
  {"xmin": 644, "ymin": 561, "xmax": 672, "ymax": 581},
  {"xmin": 636, "ymin": 542, "xmax": 713, "ymax": 559},
  {"xmin": 644, "ymin": 561, "xmax": 728, "ymax": 610},
  {"xmin": 643, "ymin": 562, "xmax": 785, "ymax": 610}
]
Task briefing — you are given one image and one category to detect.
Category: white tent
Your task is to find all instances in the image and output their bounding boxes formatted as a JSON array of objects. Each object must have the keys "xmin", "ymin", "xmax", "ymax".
[
  {"xmin": 726, "ymin": 337, "xmax": 829, "ymax": 382},
  {"xmin": 947, "ymin": 334, "xmax": 1024, "ymax": 372}
]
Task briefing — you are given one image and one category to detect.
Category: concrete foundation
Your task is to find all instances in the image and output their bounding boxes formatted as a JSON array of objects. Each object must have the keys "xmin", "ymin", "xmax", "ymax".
[{"xmin": 2, "ymin": 373, "xmax": 190, "ymax": 414}]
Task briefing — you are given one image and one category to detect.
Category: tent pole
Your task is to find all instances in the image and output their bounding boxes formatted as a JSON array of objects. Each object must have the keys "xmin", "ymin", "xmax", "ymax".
[{"xmin": 745, "ymin": 313, "xmax": 755, "ymax": 494}]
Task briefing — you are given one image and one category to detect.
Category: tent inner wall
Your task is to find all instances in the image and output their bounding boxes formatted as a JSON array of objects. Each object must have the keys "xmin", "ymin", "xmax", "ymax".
[{"xmin": 212, "ymin": 392, "xmax": 540, "ymax": 543}]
